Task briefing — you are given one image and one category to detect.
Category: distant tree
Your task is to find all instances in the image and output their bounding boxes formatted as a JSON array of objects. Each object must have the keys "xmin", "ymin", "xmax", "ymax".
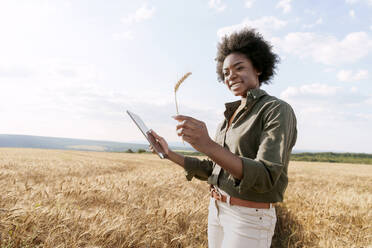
[
  {"xmin": 126, "ymin": 149, "xmax": 134, "ymax": 153},
  {"xmin": 137, "ymin": 149, "xmax": 146, "ymax": 153}
]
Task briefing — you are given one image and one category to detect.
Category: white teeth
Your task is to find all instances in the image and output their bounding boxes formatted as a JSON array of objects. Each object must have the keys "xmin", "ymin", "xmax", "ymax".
[{"xmin": 230, "ymin": 82, "xmax": 240, "ymax": 88}]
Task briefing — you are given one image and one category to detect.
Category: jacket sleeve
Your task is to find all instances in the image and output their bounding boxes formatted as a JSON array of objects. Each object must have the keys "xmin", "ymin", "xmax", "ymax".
[
  {"xmin": 183, "ymin": 121, "xmax": 224, "ymax": 181},
  {"xmin": 184, "ymin": 156, "xmax": 214, "ymax": 181},
  {"xmin": 233, "ymin": 101, "xmax": 297, "ymax": 193}
]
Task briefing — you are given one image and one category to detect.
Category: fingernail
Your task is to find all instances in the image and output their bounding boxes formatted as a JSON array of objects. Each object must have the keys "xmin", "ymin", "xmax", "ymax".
[{"xmin": 171, "ymin": 115, "xmax": 177, "ymax": 119}]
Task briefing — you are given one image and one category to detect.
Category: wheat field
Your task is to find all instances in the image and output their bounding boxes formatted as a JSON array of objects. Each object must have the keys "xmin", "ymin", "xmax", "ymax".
[{"xmin": 0, "ymin": 148, "xmax": 371, "ymax": 248}]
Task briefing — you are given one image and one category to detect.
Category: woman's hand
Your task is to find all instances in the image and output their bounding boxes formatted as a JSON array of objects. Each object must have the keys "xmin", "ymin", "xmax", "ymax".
[
  {"xmin": 173, "ymin": 115, "xmax": 214, "ymax": 154},
  {"xmin": 148, "ymin": 130, "xmax": 169, "ymax": 156}
]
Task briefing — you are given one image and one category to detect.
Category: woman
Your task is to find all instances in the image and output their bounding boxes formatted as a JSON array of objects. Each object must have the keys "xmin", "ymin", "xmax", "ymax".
[{"xmin": 149, "ymin": 28, "xmax": 297, "ymax": 248}]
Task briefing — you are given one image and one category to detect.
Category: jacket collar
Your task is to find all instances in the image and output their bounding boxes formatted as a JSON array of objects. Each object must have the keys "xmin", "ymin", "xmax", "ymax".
[{"xmin": 224, "ymin": 88, "xmax": 268, "ymax": 110}]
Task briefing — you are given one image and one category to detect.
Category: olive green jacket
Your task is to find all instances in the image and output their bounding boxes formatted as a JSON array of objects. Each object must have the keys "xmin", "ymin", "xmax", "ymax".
[{"xmin": 183, "ymin": 88, "xmax": 297, "ymax": 203}]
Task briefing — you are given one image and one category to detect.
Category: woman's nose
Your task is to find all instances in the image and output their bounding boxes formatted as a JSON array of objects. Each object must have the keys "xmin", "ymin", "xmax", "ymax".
[{"xmin": 227, "ymin": 70, "xmax": 237, "ymax": 81}]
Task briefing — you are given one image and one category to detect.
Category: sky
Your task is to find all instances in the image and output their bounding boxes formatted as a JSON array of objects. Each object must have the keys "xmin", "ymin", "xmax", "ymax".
[{"xmin": 0, "ymin": 0, "xmax": 371, "ymax": 153}]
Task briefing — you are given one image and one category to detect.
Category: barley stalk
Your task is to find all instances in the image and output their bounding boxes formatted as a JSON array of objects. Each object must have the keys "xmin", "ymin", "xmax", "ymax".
[
  {"xmin": 174, "ymin": 72, "xmax": 192, "ymax": 145},
  {"xmin": 174, "ymin": 72, "xmax": 192, "ymax": 115}
]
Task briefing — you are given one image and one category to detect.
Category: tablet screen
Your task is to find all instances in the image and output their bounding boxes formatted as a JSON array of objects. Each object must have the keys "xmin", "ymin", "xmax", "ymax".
[{"xmin": 126, "ymin": 110, "xmax": 165, "ymax": 159}]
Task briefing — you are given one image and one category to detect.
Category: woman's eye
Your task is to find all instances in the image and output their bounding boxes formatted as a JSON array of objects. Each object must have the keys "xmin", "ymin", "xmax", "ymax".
[
  {"xmin": 223, "ymin": 72, "xmax": 229, "ymax": 77},
  {"xmin": 236, "ymin": 67, "xmax": 243, "ymax": 70}
]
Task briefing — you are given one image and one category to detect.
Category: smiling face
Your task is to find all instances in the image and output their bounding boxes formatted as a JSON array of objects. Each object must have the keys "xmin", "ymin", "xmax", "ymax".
[{"xmin": 222, "ymin": 52, "xmax": 261, "ymax": 98}]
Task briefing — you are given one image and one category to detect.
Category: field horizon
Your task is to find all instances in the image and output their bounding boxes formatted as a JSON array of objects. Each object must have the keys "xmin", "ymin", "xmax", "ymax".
[
  {"xmin": 2, "ymin": 134, "xmax": 367, "ymax": 155},
  {"xmin": 0, "ymin": 148, "xmax": 371, "ymax": 247},
  {"xmin": 0, "ymin": 134, "xmax": 195, "ymax": 153}
]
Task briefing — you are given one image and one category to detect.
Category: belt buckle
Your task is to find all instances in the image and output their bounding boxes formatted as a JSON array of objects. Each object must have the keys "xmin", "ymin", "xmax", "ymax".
[{"xmin": 210, "ymin": 186, "xmax": 222, "ymax": 201}]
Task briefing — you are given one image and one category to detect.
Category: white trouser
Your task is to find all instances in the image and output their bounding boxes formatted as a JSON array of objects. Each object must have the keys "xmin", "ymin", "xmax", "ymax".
[{"xmin": 207, "ymin": 197, "xmax": 276, "ymax": 248}]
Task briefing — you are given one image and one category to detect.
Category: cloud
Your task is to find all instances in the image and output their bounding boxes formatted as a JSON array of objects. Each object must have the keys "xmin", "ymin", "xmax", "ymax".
[
  {"xmin": 41, "ymin": 59, "xmax": 100, "ymax": 83},
  {"xmin": 280, "ymin": 83, "xmax": 370, "ymax": 114},
  {"xmin": 337, "ymin": 69, "xmax": 369, "ymax": 82},
  {"xmin": 0, "ymin": 73, "xmax": 222, "ymax": 143},
  {"xmin": 276, "ymin": 0, "xmax": 292, "ymax": 14},
  {"xmin": 349, "ymin": 9, "xmax": 355, "ymax": 18},
  {"xmin": 280, "ymin": 83, "xmax": 372, "ymax": 152},
  {"xmin": 112, "ymin": 31, "xmax": 134, "ymax": 41},
  {"xmin": 281, "ymin": 83, "xmax": 340, "ymax": 99},
  {"xmin": 217, "ymin": 16, "xmax": 287, "ymax": 38},
  {"xmin": 116, "ymin": 4, "xmax": 155, "ymax": 41},
  {"xmin": 345, "ymin": 0, "xmax": 372, "ymax": 5},
  {"xmin": 245, "ymin": 0, "xmax": 255, "ymax": 8},
  {"xmin": 303, "ymin": 17, "xmax": 323, "ymax": 28},
  {"xmin": 365, "ymin": 97, "xmax": 372, "ymax": 105},
  {"xmin": 272, "ymin": 31, "xmax": 372, "ymax": 65},
  {"xmin": 208, "ymin": 0, "xmax": 226, "ymax": 12},
  {"xmin": 0, "ymin": 59, "xmax": 100, "ymax": 83},
  {"xmin": 0, "ymin": 64, "xmax": 32, "ymax": 78},
  {"xmin": 304, "ymin": 9, "xmax": 317, "ymax": 15},
  {"xmin": 121, "ymin": 4, "xmax": 156, "ymax": 24}
]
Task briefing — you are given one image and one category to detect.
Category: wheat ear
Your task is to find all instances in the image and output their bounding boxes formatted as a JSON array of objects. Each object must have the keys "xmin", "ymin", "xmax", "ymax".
[{"xmin": 174, "ymin": 72, "xmax": 192, "ymax": 115}]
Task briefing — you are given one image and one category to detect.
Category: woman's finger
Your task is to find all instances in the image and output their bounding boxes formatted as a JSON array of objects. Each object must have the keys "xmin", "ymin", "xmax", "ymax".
[
  {"xmin": 177, "ymin": 128, "xmax": 194, "ymax": 137},
  {"xmin": 148, "ymin": 145, "xmax": 155, "ymax": 153},
  {"xmin": 149, "ymin": 130, "xmax": 165, "ymax": 143},
  {"xmin": 173, "ymin": 115, "xmax": 202, "ymax": 125},
  {"xmin": 181, "ymin": 134, "xmax": 194, "ymax": 144},
  {"xmin": 176, "ymin": 120, "xmax": 198, "ymax": 131},
  {"xmin": 149, "ymin": 129, "xmax": 161, "ymax": 138}
]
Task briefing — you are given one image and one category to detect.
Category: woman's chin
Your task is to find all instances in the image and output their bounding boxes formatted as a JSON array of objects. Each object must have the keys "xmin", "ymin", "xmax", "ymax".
[{"xmin": 231, "ymin": 90, "xmax": 243, "ymax": 97}]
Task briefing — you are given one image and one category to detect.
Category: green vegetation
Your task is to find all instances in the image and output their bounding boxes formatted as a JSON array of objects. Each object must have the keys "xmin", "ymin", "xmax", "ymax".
[
  {"xmin": 123, "ymin": 149, "xmax": 203, "ymax": 156},
  {"xmin": 125, "ymin": 148, "xmax": 146, "ymax": 153},
  {"xmin": 291, "ymin": 152, "xmax": 372, "ymax": 165},
  {"xmin": 174, "ymin": 151, "xmax": 372, "ymax": 165},
  {"xmin": 125, "ymin": 148, "xmax": 152, "ymax": 154},
  {"xmin": 173, "ymin": 150, "xmax": 204, "ymax": 156},
  {"xmin": 122, "ymin": 148, "xmax": 372, "ymax": 165}
]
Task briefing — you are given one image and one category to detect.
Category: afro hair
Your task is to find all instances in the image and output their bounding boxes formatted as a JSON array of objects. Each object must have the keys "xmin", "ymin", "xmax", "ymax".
[{"xmin": 215, "ymin": 28, "xmax": 279, "ymax": 85}]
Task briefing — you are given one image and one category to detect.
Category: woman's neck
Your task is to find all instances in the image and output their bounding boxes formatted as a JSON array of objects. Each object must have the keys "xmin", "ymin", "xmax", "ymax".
[
  {"xmin": 240, "ymin": 96, "xmax": 247, "ymax": 107},
  {"xmin": 241, "ymin": 86, "xmax": 260, "ymax": 106}
]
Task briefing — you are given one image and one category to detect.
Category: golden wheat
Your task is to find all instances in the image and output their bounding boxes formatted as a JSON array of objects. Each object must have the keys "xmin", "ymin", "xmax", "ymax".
[
  {"xmin": 0, "ymin": 148, "xmax": 371, "ymax": 248},
  {"xmin": 174, "ymin": 72, "xmax": 192, "ymax": 115}
]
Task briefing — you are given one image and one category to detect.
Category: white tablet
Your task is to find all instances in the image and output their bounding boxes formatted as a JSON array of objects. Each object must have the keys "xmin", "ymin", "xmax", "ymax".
[{"xmin": 126, "ymin": 110, "xmax": 166, "ymax": 159}]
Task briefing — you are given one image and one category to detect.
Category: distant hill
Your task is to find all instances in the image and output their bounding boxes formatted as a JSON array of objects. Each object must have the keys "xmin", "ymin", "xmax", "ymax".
[{"xmin": 0, "ymin": 134, "xmax": 194, "ymax": 152}]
